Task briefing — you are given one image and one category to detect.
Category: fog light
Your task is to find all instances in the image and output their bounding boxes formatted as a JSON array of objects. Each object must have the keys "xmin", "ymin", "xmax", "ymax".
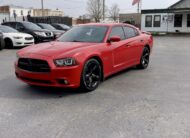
[
  {"xmin": 57, "ymin": 79, "xmax": 69, "ymax": 85},
  {"xmin": 64, "ymin": 80, "xmax": 69, "ymax": 85}
]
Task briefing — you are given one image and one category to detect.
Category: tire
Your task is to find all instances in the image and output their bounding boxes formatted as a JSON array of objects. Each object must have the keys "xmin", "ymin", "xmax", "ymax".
[
  {"xmin": 5, "ymin": 38, "xmax": 13, "ymax": 49},
  {"xmin": 81, "ymin": 59, "xmax": 102, "ymax": 92},
  {"xmin": 137, "ymin": 47, "xmax": 150, "ymax": 69}
]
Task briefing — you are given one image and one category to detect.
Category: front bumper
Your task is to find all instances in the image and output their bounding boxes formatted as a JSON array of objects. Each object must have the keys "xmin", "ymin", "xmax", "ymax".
[
  {"xmin": 13, "ymin": 39, "xmax": 34, "ymax": 47},
  {"xmin": 15, "ymin": 54, "xmax": 82, "ymax": 88}
]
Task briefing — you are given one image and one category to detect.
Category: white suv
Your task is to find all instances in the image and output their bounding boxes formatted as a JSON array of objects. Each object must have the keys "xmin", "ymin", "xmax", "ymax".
[{"xmin": 0, "ymin": 25, "xmax": 34, "ymax": 48}]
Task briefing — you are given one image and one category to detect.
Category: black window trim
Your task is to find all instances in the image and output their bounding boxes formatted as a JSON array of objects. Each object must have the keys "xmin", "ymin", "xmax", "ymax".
[
  {"xmin": 145, "ymin": 15, "xmax": 152, "ymax": 27},
  {"xmin": 174, "ymin": 14, "xmax": 183, "ymax": 28},
  {"xmin": 123, "ymin": 25, "xmax": 139, "ymax": 39},
  {"xmin": 153, "ymin": 15, "xmax": 161, "ymax": 27},
  {"xmin": 187, "ymin": 14, "xmax": 190, "ymax": 27},
  {"xmin": 108, "ymin": 25, "xmax": 127, "ymax": 41}
]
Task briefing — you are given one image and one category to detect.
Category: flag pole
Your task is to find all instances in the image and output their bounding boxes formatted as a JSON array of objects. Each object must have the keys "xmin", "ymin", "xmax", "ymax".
[{"xmin": 137, "ymin": 0, "xmax": 142, "ymax": 13}]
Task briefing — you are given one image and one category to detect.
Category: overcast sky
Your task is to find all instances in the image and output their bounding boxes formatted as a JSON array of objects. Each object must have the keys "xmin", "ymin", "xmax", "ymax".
[{"xmin": 0, "ymin": 0, "xmax": 179, "ymax": 17}]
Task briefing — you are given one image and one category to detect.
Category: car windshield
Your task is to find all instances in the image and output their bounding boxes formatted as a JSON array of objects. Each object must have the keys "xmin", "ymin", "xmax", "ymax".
[
  {"xmin": 59, "ymin": 24, "xmax": 70, "ymax": 30},
  {"xmin": 22, "ymin": 22, "xmax": 42, "ymax": 30},
  {"xmin": 0, "ymin": 26, "xmax": 18, "ymax": 33},
  {"xmin": 39, "ymin": 24, "xmax": 56, "ymax": 30},
  {"xmin": 58, "ymin": 26, "xmax": 108, "ymax": 43}
]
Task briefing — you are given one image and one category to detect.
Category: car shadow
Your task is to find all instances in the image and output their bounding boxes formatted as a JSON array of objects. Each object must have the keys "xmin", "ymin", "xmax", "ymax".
[
  {"xmin": 105, "ymin": 66, "xmax": 141, "ymax": 81},
  {"xmin": 0, "ymin": 66, "xmax": 142, "ymax": 100}
]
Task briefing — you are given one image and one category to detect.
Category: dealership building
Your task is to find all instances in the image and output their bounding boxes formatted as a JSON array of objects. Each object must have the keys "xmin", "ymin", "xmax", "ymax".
[{"xmin": 141, "ymin": 0, "xmax": 190, "ymax": 33}]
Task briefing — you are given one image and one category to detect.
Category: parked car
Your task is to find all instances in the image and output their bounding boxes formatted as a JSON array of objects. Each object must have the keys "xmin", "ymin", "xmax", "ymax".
[
  {"xmin": 2, "ymin": 22, "xmax": 54, "ymax": 43},
  {"xmin": 0, "ymin": 31, "xmax": 5, "ymax": 50},
  {"xmin": 0, "ymin": 25, "xmax": 34, "ymax": 48},
  {"xmin": 37, "ymin": 23, "xmax": 65, "ymax": 39},
  {"xmin": 15, "ymin": 23, "xmax": 153, "ymax": 92},
  {"xmin": 51, "ymin": 23, "xmax": 71, "ymax": 31}
]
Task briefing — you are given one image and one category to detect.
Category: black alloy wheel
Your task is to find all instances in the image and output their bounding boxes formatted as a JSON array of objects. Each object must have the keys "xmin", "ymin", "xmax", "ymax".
[
  {"xmin": 81, "ymin": 59, "xmax": 102, "ymax": 92},
  {"xmin": 137, "ymin": 47, "xmax": 150, "ymax": 69}
]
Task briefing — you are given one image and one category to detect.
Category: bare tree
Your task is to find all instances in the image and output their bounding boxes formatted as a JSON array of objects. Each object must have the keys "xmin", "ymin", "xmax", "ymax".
[
  {"xmin": 109, "ymin": 3, "xmax": 120, "ymax": 22},
  {"xmin": 87, "ymin": 0, "xmax": 103, "ymax": 22}
]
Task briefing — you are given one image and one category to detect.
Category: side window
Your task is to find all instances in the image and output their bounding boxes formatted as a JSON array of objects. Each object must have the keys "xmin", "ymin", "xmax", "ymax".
[
  {"xmin": 109, "ymin": 26, "xmax": 126, "ymax": 40},
  {"xmin": 9, "ymin": 23, "xmax": 16, "ymax": 29},
  {"xmin": 124, "ymin": 26, "xmax": 138, "ymax": 38},
  {"xmin": 145, "ymin": 15, "xmax": 152, "ymax": 27},
  {"xmin": 16, "ymin": 23, "xmax": 24, "ymax": 30}
]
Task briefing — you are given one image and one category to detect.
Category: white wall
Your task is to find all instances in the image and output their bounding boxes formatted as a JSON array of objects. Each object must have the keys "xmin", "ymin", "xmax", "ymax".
[
  {"xmin": 141, "ymin": 13, "xmax": 190, "ymax": 33},
  {"xmin": 9, "ymin": 7, "xmax": 33, "ymax": 17}
]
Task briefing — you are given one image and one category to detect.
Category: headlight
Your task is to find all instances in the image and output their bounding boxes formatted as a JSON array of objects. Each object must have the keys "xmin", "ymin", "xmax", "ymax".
[
  {"xmin": 34, "ymin": 32, "xmax": 46, "ymax": 37},
  {"xmin": 13, "ymin": 36, "xmax": 23, "ymax": 39},
  {"xmin": 54, "ymin": 58, "xmax": 77, "ymax": 67}
]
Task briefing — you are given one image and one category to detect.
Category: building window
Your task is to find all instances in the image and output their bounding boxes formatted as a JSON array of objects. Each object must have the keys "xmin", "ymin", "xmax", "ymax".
[
  {"xmin": 174, "ymin": 14, "xmax": 183, "ymax": 27},
  {"xmin": 145, "ymin": 15, "xmax": 152, "ymax": 27},
  {"xmin": 187, "ymin": 14, "xmax": 190, "ymax": 27},
  {"xmin": 154, "ymin": 15, "xmax": 161, "ymax": 27}
]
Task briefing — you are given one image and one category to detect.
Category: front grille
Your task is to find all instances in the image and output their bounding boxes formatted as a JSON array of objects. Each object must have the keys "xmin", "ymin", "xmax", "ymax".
[
  {"xmin": 25, "ymin": 37, "xmax": 33, "ymax": 40},
  {"xmin": 45, "ymin": 32, "xmax": 52, "ymax": 37},
  {"xmin": 18, "ymin": 58, "xmax": 50, "ymax": 73}
]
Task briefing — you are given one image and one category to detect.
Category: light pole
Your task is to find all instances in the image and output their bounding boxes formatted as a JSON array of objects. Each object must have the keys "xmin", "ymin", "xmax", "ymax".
[
  {"xmin": 41, "ymin": 0, "xmax": 44, "ymax": 16},
  {"xmin": 103, "ymin": 0, "xmax": 105, "ymax": 20}
]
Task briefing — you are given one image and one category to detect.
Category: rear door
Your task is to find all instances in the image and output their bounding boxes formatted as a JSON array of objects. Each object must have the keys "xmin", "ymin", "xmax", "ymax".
[{"xmin": 123, "ymin": 26, "xmax": 144, "ymax": 64}]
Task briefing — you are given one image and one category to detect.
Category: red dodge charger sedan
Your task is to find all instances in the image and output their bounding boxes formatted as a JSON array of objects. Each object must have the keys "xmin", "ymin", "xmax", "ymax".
[{"xmin": 15, "ymin": 23, "xmax": 153, "ymax": 91}]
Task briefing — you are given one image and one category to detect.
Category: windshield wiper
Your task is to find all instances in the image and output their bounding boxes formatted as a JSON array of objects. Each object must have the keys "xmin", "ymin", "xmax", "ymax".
[{"xmin": 72, "ymin": 40, "xmax": 83, "ymax": 42}]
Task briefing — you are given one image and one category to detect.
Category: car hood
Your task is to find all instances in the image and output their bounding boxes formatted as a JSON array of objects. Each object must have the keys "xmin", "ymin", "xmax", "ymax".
[
  {"xmin": 52, "ymin": 30, "xmax": 65, "ymax": 34},
  {"xmin": 19, "ymin": 41, "xmax": 97, "ymax": 58},
  {"xmin": 3, "ymin": 32, "xmax": 33, "ymax": 37},
  {"xmin": 31, "ymin": 29, "xmax": 52, "ymax": 33}
]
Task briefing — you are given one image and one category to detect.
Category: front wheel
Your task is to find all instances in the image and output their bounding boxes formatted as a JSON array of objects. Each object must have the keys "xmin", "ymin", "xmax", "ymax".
[
  {"xmin": 81, "ymin": 59, "xmax": 102, "ymax": 92},
  {"xmin": 137, "ymin": 47, "xmax": 150, "ymax": 69}
]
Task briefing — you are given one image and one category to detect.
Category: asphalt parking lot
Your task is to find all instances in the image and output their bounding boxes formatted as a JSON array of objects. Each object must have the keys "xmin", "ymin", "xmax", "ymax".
[{"xmin": 0, "ymin": 36, "xmax": 190, "ymax": 138}]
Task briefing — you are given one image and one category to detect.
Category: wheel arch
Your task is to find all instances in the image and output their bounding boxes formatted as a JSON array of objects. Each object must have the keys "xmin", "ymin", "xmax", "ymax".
[
  {"xmin": 85, "ymin": 55, "xmax": 104, "ymax": 82},
  {"xmin": 144, "ymin": 44, "xmax": 150, "ymax": 51}
]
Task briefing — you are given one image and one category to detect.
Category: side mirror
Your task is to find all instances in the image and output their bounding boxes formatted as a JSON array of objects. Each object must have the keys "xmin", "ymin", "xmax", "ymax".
[{"xmin": 108, "ymin": 36, "xmax": 121, "ymax": 43}]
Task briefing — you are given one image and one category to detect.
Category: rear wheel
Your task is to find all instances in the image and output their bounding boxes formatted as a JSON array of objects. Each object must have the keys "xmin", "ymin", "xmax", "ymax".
[
  {"xmin": 137, "ymin": 47, "xmax": 150, "ymax": 69},
  {"xmin": 5, "ymin": 38, "xmax": 13, "ymax": 49},
  {"xmin": 81, "ymin": 59, "xmax": 102, "ymax": 92}
]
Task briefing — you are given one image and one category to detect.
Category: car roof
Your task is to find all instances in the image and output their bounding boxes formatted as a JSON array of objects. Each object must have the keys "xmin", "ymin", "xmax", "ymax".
[{"xmin": 78, "ymin": 23, "xmax": 136, "ymax": 28}]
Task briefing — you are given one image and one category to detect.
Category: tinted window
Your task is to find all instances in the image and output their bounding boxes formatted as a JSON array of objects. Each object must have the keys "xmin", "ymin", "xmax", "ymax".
[
  {"xmin": 124, "ymin": 26, "xmax": 138, "ymax": 38},
  {"xmin": 109, "ymin": 26, "xmax": 126, "ymax": 40},
  {"xmin": 22, "ymin": 22, "xmax": 42, "ymax": 30},
  {"xmin": 58, "ymin": 26, "xmax": 108, "ymax": 43},
  {"xmin": 145, "ymin": 16, "xmax": 152, "ymax": 27},
  {"xmin": 154, "ymin": 15, "xmax": 161, "ymax": 27},
  {"xmin": 16, "ymin": 23, "xmax": 24, "ymax": 30},
  {"xmin": 3, "ymin": 22, "xmax": 16, "ymax": 29},
  {"xmin": 38, "ymin": 24, "xmax": 56, "ymax": 30},
  {"xmin": 59, "ymin": 24, "xmax": 70, "ymax": 30}
]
